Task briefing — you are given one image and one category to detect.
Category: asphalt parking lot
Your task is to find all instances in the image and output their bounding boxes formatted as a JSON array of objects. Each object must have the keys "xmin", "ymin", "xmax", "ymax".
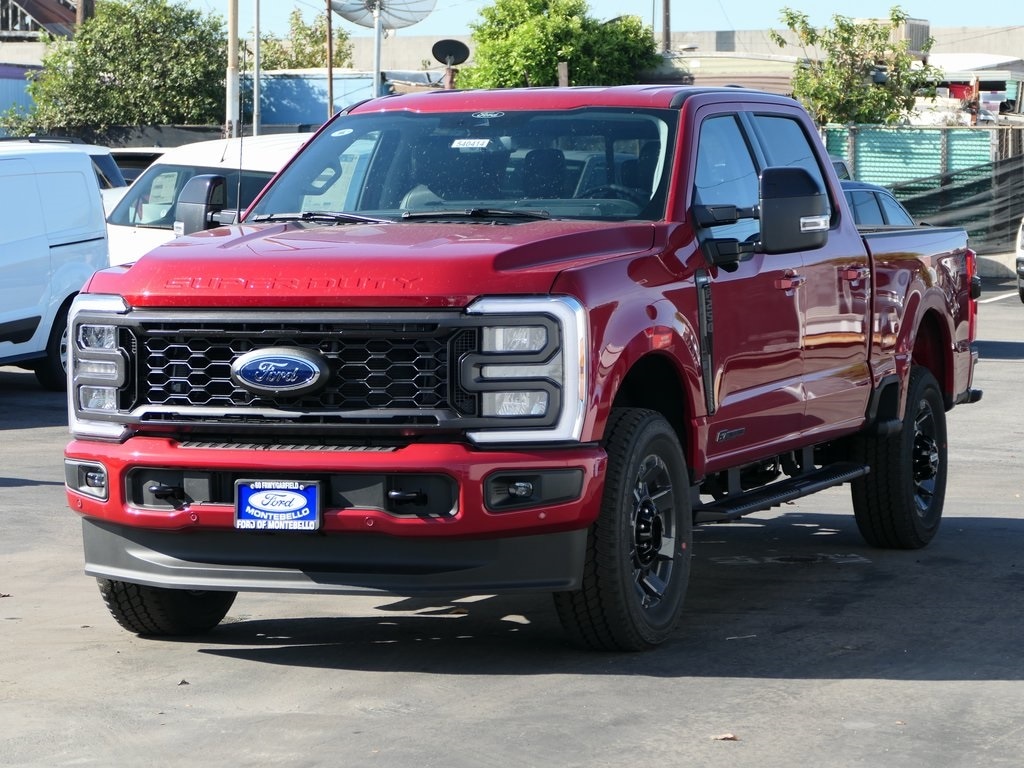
[{"xmin": 2, "ymin": 280, "xmax": 1022, "ymax": 768}]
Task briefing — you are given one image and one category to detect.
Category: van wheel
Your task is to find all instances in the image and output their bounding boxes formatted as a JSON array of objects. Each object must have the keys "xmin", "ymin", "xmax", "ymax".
[
  {"xmin": 553, "ymin": 408, "xmax": 692, "ymax": 651},
  {"xmin": 97, "ymin": 579, "xmax": 237, "ymax": 636},
  {"xmin": 33, "ymin": 303, "xmax": 70, "ymax": 391},
  {"xmin": 851, "ymin": 366, "xmax": 947, "ymax": 549}
]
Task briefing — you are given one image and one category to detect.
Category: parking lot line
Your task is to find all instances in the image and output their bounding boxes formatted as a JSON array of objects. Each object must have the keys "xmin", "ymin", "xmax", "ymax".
[{"xmin": 979, "ymin": 291, "xmax": 1018, "ymax": 304}]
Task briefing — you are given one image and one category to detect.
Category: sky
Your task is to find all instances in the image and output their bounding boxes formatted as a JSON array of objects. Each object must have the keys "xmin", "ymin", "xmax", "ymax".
[{"xmin": 185, "ymin": 0, "xmax": 1014, "ymax": 42}]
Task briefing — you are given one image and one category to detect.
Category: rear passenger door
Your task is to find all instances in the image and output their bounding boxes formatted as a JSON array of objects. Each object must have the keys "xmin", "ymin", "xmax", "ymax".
[{"xmin": 750, "ymin": 112, "xmax": 871, "ymax": 436}]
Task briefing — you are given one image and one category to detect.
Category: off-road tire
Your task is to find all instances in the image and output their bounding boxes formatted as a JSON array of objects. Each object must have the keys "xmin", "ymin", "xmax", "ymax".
[
  {"xmin": 554, "ymin": 408, "xmax": 692, "ymax": 651},
  {"xmin": 851, "ymin": 366, "xmax": 947, "ymax": 549},
  {"xmin": 98, "ymin": 578, "xmax": 236, "ymax": 636}
]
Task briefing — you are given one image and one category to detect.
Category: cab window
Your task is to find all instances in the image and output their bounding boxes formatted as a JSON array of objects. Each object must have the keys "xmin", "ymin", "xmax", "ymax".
[{"xmin": 693, "ymin": 114, "xmax": 760, "ymax": 242}]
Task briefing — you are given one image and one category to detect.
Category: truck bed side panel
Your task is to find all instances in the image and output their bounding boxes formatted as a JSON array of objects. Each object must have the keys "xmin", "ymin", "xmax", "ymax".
[{"xmin": 861, "ymin": 226, "xmax": 973, "ymax": 404}]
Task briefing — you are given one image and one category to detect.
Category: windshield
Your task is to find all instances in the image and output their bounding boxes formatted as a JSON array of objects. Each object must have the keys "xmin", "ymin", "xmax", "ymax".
[
  {"xmin": 248, "ymin": 107, "xmax": 676, "ymax": 223},
  {"xmin": 108, "ymin": 163, "xmax": 274, "ymax": 229}
]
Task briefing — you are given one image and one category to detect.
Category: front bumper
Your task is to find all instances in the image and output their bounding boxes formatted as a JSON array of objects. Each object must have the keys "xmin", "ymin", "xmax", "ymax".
[
  {"xmin": 67, "ymin": 437, "xmax": 605, "ymax": 593},
  {"xmin": 82, "ymin": 518, "xmax": 589, "ymax": 594}
]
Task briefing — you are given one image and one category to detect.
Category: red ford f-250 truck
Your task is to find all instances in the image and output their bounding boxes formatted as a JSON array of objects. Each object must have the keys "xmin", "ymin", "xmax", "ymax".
[{"xmin": 64, "ymin": 86, "xmax": 981, "ymax": 650}]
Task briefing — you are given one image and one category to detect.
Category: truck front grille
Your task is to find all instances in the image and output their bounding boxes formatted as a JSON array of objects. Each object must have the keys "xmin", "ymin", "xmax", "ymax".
[{"xmin": 132, "ymin": 317, "xmax": 478, "ymax": 416}]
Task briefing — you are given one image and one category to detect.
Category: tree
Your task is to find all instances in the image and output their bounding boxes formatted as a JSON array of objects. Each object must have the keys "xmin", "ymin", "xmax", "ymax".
[
  {"xmin": 257, "ymin": 8, "xmax": 353, "ymax": 70},
  {"xmin": 771, "ymin": 6, "xmax": 942, "ymax": 125},
  {"xmin": 457, "ymin": 0, "xmax": 658, "ymax": 88},
  {"xmin": 2, "ymin": 0, "xmax": 226, "ymax": 135}
]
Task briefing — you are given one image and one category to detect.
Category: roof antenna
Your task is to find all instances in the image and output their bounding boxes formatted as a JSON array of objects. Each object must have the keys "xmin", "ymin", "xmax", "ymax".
[{"xmin": 234, "ymin": 41, "xmax": 246, "ymax": 225}]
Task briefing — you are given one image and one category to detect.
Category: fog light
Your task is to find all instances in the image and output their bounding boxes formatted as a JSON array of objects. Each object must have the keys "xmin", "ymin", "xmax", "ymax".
[
  {"xmin": 65, "ymin": 460, "xmax": 108, "ymax": 500},
  {"xmin": 485, "ymin": 469, "xmax": 585, "ymax": 512},
  {"xmin": 507, "ymin": 481, "xmax": 534, "ymax": 498},
  {"xmin": 80, "ymin": 385, "xmax": 118, "ymax": 412}
]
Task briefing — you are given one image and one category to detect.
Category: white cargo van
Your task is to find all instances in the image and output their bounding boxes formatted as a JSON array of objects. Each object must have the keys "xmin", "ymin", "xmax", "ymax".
[
  {"xmin": 106, "ymin": 133, "xmax": 309, "ymax": 265},
  {"xmin": 0, "ymin": 136, "xmax": 130, "ymax": 213},
  {"xmin": 0, "ymin": 147, "xmax": 108, "ymax": 389}
]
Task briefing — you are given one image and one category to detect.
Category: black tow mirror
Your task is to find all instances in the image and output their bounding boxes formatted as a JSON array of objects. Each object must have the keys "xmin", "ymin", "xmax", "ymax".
[
  {"xmin": 174, "ymin": 174, "xmax": 227, "ymax": 236},
  {"xmin": 759, "ymin": 167, "xmax": 829, "ymax": 254}
]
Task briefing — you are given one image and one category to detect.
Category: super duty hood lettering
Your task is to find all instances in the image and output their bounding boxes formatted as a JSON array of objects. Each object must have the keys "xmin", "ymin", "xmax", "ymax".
[{"xmin": 164, "ymin": 275, "xmax": 423, "ymax": 291}]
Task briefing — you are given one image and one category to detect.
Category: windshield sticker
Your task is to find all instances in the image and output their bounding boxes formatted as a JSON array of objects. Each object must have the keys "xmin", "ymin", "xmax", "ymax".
[
  {"xmin": 472, "ymin": 112, "xmax": 504, "ymax": 119},
  {"xmin": 451, "ymin": 138, "xmax": 492, "ymax": 149},
  {"xmin": 331, "ymin": 128, "xmax": 354, "ymax": 137}
]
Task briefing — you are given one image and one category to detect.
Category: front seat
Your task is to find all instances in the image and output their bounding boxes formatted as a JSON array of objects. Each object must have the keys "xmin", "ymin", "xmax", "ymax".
[{"xmin": 522, "ymin": 148, "xmax": 565, "ymax": 198}]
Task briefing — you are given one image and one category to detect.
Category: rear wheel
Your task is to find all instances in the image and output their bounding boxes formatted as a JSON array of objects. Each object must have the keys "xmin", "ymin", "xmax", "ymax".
[
  {"xmin": 851, "ymin": 366, "xmax": 947, "ymax": 549},
  {"xmin": 98, "ymin": 579, "xmax": 236, "ymax": 636},
  {"xmin": 33, "ymin": 302, "xmax": 70, "ymax": 391},
  {"xmin": 554, "ymin": 408, "xmax": 692, "ymax": 651}
]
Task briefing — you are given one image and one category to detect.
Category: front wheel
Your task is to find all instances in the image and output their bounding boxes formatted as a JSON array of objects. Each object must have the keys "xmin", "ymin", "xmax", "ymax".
[
  {"xmin": 98, "ymin": 579, "xmax": 237, "ymax": 636},
  {"xmin": 554, "ymin": 408, "xmax": 692, "ymax": 651},
  {"xmin": 851, "ymin": 366, "xmax": 947, "ymax": 549}
]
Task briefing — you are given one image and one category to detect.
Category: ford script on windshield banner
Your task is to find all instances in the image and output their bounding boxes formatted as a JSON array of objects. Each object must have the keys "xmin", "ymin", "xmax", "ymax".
[{"xmin": 235, "ymin": 480, "xmax": 320, "ymax": 531}]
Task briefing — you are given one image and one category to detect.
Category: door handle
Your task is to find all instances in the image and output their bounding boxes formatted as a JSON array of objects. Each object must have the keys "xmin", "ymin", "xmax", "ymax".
[
  {"xmin": 774, "ymin": 274, "xmax": 805, "ymax": 290},
  {"xmin": 841, "ymin": 266, "xmax": 870, "ymax": 281}
]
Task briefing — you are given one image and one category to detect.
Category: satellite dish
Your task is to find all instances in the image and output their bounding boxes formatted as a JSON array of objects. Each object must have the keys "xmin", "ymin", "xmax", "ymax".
[
  {"xmin": 331, "ymin": 0, "xmax": 436, "ymax": 31},
  {"xmin": 331, "ymin": 0, "xmax": 437, "ymax": 98},
  {"xmin": 432, "ymin": 39, "xmax": 469, "ymax": 67}
]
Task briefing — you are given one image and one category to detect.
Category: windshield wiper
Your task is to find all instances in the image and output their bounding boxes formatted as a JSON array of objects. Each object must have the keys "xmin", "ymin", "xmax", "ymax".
[
  {"xmin": 251, "ymin": 211, "xmax": 393, "ymax": 225},
  {"xmin": 400, "ymin": 208, "xmax": 550, "ymax": 221}
]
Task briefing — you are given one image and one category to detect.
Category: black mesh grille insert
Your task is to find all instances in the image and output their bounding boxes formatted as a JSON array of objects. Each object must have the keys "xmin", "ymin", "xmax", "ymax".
[{"xmin": 134, "ymin": 318, "xmax": 478, "ymax": 415}]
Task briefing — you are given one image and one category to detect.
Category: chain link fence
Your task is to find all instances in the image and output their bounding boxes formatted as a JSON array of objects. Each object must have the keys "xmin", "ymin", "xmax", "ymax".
[{"xmin": 826, "ymin": 124, "xmax": 1024, "ymax": 253}]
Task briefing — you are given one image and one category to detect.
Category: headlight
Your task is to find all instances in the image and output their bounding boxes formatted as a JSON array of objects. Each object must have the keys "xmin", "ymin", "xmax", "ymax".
[
  {"xmin": 78, "ymin": 324, "xmax": 117, "ymax": 350},
  {"xmin": 76, "ymin": 359, "xmax": 120, "ymax": 379},
  {"xmin": 483, "ymin": 325, "xmax": 547, "ymax": 353},
  {"xmin": 465, "ymin": 296, "xmax": 587, "ymax": 444},
  {"xmin": 68, "ymin": 294, "xmax": 131, "ymax": 440},
  {"xmin": 482, "ymin": 390, "xmax": 549, "ymax": 417},
  {"xmin": 79, "ymin": 385, "xmax": 119, "ymax": 412}
]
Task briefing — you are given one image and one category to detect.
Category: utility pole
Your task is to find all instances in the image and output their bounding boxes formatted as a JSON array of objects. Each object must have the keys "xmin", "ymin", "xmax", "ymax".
[
  {"xmin": 326, "ymin": 0, "xmax": 335, "ymax": 120},
  {"xmin": 253, "ymin": 0, "xmax": 261, "ymax": 136},
  {"xmin": 75, "ymin": 0, "xmax": 94, "ymax": 28},
  {"xmin": 662, "ymin": 0, "xmax": 670, "ymax": 52},
  {"xmin": 226, "ymin": 0, "xmax": 239, "ymax": 137}
]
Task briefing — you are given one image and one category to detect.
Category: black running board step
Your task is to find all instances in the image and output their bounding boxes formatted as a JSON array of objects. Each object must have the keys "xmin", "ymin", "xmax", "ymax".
[{"xmin": 693, "ymin": 462, "xmax": 869, "ymax": 524}]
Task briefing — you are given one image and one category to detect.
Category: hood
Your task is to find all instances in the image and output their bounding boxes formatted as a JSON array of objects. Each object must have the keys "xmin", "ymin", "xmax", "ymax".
[{"xmin": 85, "ymin": 219, "xmax": 657, "ymax": 308}]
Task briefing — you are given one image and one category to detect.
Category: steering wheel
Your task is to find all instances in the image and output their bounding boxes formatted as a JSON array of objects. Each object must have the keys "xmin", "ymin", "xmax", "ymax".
[{"xmin": 577, "ymin": 184, "xmax": 647, "ymax": 206}]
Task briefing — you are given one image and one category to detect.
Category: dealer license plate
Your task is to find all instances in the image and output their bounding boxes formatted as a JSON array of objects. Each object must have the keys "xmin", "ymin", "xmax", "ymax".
[{"xmin": 235, "ymin": 479, "xmax": 320, "ymax": 531}]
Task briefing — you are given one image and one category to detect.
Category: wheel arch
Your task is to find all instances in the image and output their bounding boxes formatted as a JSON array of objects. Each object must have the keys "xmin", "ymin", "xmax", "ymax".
[
  {"xmin": 910, "ymin": 307, "xmax": 954, "ymax": 410},
  {"xmin": 607, "ymin": 352, "xmax": 695, "ymax": 476}
]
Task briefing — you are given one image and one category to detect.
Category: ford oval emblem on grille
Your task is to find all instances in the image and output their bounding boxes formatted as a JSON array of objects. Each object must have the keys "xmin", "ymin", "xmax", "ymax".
[{"xmin": 230, "ymin": 347, "xmax": 329, "ymax": 396}]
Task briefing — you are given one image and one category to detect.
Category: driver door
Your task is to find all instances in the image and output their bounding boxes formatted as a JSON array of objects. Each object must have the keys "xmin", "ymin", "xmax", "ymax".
[{"xmin": 692, "ymin": 112, "xmax": 805, "ymax": 470}]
